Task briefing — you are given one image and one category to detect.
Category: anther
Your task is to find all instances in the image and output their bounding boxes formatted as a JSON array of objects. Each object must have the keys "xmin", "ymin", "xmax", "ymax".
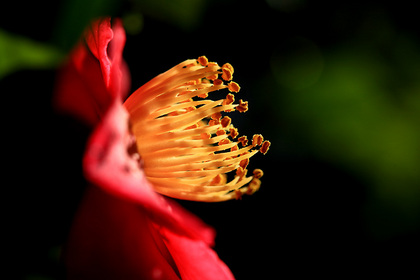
[
  {"xmin": 229, "ymin": 127, "xmax": 239, "ymax": 138},
  {"xmin": 236, "ymin": 99, "xmax": 248, "ymax": 113},
  {"xmin": 234, "ymin": 189, "xmax": 243, "ymax": 200},
  {"xmin": 201, "ymin": 132, "xmax": 211, "ymax": 139},
  {"xmin": 260, "ymin": 141, "xmax": 271, "ymax": 155},
  {"xmin": 253, "ymin": 169, "xmax": 264, "ymax": 179},
  {"xmin": 218, "ymin": 139, "xmax": 231, "ymax": 146},
  {"xmin": 239, "ymin": 158, "xmax": 249, "ymax": 169},
  {"xmin": 228, "ymin": 82, "xmax": 240, "ymax": 93},
  {"xmin": 222, "ymin": 63, "xmax": 234, "ymax": 75},
  {"xmin": 236, "ymin": 166, "xmax": 246, "ymax": 177},
  {"xmin": 223, "ymin": 93, "xmax": 235, "ymax": 105},
  {"xmin": 186, "ymin": 123, "xmax": 199, "ymax": 130},
  {"xmin": 197, "ymin": 92, "xmax": 208, "ymax": 98},
  {"xmin": 213, "ymin": 79, "xmax": 223, "ymax": 86},
  {"xmin": 209, "ymin": 119, "xmax": 220, "ymax": 126},
  {"xmin": 252, "ymin": 134, "xmax": 264, "ymax": 146},
  {"xmin": 222, "ymin": 68, "xmax": 233, "ymax": 81},
  {"xmin": 216, "ymin": 129, "xmax": 226, "ymax": 136},
  {"xmin": 211, "ymin": 112, "xmax": 222, "ymax": 121},
  {"xmin": 221, "ymin": 116, "xmax": 231, "ymax": 128},
  {"xmin": 197, "ymin": 56, "xmax": 208, "ymax": 66},
  {"xmin": 247, "ymin": 178, "xmax": 261, "ymax": 195},
  {"xmin": 238, "ymin": 136, "xmax": 248, "ymax": 146},
  {"xmin": 211, "ymin": 174, "xmax": 224, "ymax": 185},
  {"xmin": 206, "ymin": 73, "xmax": 218, "ymax": 80}
]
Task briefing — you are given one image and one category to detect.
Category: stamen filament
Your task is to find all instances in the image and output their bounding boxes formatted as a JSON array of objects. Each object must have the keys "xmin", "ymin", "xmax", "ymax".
[
  {"xmin": 138, "ymin": 134, "xmax": 230, "ymax": 155},
  {"xmin": 124, "ymin": 56, "xmax": 270, "ymax": 202},
  {"xmin": 143, "ymin": 149, "xmax": 257, "ymax": 172}
]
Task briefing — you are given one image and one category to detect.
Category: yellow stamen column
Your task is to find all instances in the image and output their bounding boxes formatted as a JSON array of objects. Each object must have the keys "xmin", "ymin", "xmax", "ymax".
[{"xmin": 124, "ymin": 56, "xmax": 271, "ymax": 202}]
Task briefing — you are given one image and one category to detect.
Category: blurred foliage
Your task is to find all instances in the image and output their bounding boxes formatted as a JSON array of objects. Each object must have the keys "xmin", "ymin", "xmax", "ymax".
[
  {"xmin": 128, "ymin": 0, "xmax": 208, "ymax": 31},
  {"xmin": 271, "ymin": 35, "xmax": 420, "ymax": 237},
  {"xmin": 0, "ymin": 29, "xmax": 63, "ymax": 78},
  {"xmin": 53, "ymin": 0, "xmax": 121, "ymax": 50},
  {"xmin": 122, "ymin": 12, "xmax": 145, "ymax": 35}
]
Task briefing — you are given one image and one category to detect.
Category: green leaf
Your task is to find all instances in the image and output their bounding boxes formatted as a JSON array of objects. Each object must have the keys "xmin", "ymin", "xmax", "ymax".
[{"xmin": 0, "ymin": 29, "xmax": 64, "ymax": 79}]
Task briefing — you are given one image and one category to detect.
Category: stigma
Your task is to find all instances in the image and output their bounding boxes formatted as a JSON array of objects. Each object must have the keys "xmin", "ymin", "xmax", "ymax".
[{"xmin": 124, "ymin": 56, "xmax": 270, "ymax": 202}]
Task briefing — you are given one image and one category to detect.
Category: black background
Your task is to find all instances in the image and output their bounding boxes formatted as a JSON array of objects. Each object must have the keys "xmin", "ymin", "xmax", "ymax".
[{"xmin": 2, "ymin": 0, "xmax": 420, "ymax": 278}]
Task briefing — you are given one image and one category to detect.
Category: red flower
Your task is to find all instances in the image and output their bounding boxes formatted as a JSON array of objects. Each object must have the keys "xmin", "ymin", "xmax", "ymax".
[
  {"xmin": 56, "ymin": 17, "xmax": 270, "ymax": 279},
  {"xmin": 55, "ymin": 18, "xmax": 130, "ymax": 126}
]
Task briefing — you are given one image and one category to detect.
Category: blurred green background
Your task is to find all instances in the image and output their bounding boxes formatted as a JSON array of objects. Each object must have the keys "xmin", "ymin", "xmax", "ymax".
[{"xmin": 2, "ymin": 0, "xmax": 420, "ymax": 278}]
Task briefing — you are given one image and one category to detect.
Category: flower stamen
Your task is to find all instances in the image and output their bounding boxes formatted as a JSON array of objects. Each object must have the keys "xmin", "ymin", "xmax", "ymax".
[{"xmin": 124, "ymin": 56, "xmax": 270, "ymax": 202}]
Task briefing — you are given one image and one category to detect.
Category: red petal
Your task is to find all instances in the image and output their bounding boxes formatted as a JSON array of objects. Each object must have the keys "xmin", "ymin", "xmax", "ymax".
[
  {"xmin": 54, "ymin": 17, "xmax": 130, "ymax": 126},
  {"xmin": 162, "ymin": 229, "xmax": 235, "ymax": 280},
  {"xmin": 78, "ymin": 100, "xmax": 236, "ymax": 276},
  {"xmin": 107, "ymin": 19, "xmax": 131, "ymax": 97},
  {"xmin": 85, "ymin": 18, "xmax": 130, "ymax": 97},
  {"xmin": 83, "ymin": 100, "xmax": 215, "ymax": 244},
  {"xmin": 65, "ymin": 186, "xmax": 181, "ymax": 280},
  {"xmin": 84, "ymin": 18, "xmax": 113, "ymax": 87}
]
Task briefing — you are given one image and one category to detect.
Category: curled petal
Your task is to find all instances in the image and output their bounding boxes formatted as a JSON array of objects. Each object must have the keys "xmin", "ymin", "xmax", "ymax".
[
  {"xmin": 83, "ymin": 100, "xmax": 215, "ymax": 244},
  {"xmin": 85, "ymin": 18, "xmax": 130, "ymax": 98},
  {"xmin": 54, "ymin": 17, "xmax": 130, "ymax": 126}
]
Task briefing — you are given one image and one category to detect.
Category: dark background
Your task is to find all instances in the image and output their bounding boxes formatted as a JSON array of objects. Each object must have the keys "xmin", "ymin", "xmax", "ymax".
[{"xmin": 2, "ymin": 0, "xmax": 420, "ymax": 278}]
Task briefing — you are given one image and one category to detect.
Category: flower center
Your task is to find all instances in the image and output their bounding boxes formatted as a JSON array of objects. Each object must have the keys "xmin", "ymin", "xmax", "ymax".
[{"xmin": 124, "ymin": 56, "xmax": 270, "ymax": 202}]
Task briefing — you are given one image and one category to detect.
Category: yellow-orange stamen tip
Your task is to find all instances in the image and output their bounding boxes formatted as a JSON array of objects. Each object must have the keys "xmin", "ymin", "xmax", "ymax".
[
  {"xmin": 252, "ymin": 134, "xmax": 264, "ymax": 146},
  {"xmin": 197, "ymin": 56, "xmax": 208, "ymax": 66},
  {"xmin": 221, "ymin": 116, "xmax": 232, "ymax": 128},
  {"xmin": 228, "ymin": 81, "xmax": 240, "ymax": 92},
  {"xmin": 253, "ymin": 169, "xmax": 264, "ymax": 179},
  {"xmin": 197, "ymin": 92, "xmax": 209, "ymax": 98},
  {"xmin": 229, "ymin": 127, "xmax": 239, "ymax": 139},
  {"xmin": 239, "ymin": 158, "xmax": 249, "ymax": 169},
  {"xmin": 222, "ymin": 68, "xmax": 233, "ymax": 81},
  {"xmin": 238, "ymin": 136, "xmax": 248, "ymax": 146},
  {"xmin": 186, "ymin": 123, "xmax": 199, "ymax": 130},
  {"xmin": 206, "ymin": 74, "xmax": 219, "ymax": 80},
  {"xmin": 223, "ymin": 93, "xmax": 235, "ymax": 105},
  {"xmin": 209, "ymin": 119, "xmax": 220, "ymax": 126},
  {"xmin": 211, "ymin": 174, "xmax": 226, "ymax": 185},
  {"xmin": 211, "ymin": 112, "xmax": 222, "ymax": 121},
  {"xmin": 236, "ymin": 166, "xmax": 247, "ymax": 177},
  {"xmin": 234, "ymin": 189, "xmax": 243, "ymax": 200},
  {"xmin": 208, "ymin": 62, "xmax": 219, "ymax": 67},
  {"xmin": 201, "ymin": 132, "xmax": 211, "ymax": 139},
  {"xmin": 260, "ymin": 141, "xmax": 271, "ymax": 155},
  {"xmin": 218, "ymin": 138, "xmax": 231, "ymax": 146},
  {"xmin": 236, "ymin": 99, "xmax": 248, "ymax": 113},
  {"xmin": 247, "ymin": 178, "xmax": 261, "ymax": 194},
  {"xmin": 222, "ymin": 63, "xmax": 234, "ymax": 74},
  {"xmin": 213, "ymin": 79, "xmax": 223, "ymax": 86}
]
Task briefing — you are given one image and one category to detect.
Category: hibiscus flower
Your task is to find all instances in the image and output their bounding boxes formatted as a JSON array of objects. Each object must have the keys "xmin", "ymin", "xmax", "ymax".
[{"xmin": 55, "ymin": 17, "xmax": 270, "ymax": 279}]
